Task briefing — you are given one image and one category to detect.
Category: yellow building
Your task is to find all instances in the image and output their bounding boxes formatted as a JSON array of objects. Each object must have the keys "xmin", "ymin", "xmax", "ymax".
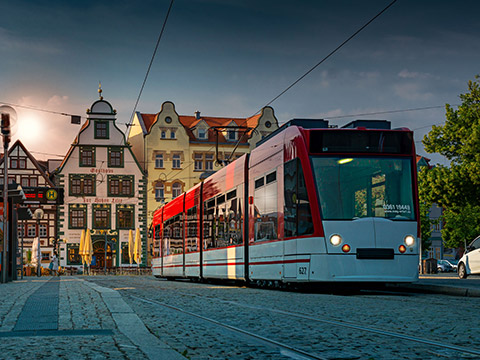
[{"xmin": 127, "ymin": 101, "xmax": 278, "ymax": 226}]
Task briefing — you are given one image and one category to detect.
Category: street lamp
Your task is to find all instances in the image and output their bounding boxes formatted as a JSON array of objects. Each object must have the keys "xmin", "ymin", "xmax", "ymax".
[
  {"xmin": 1, "ymin": 105, "xmax": 16, "ymax": 284},
  {"xmin": 33, "ymin": 208, "xmax": 44, "ymax": 277}
]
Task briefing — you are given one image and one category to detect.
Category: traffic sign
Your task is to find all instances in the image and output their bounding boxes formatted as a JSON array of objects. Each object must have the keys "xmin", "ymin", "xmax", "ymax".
[{"xmin": 23, "ymin": 187, "xmax": 64, "ymax": 205}]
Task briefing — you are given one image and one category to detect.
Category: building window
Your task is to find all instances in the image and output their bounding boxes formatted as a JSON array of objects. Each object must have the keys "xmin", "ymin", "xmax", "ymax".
[
  {"xmin": 83, "ymin": 177, "xmax": 94, "ymax": 195},
  {"xmin": 155, "ymin": 183, "xmax": 164, "ymax": 201},
  {"xmin": 41, "ymin": 252, "xmax": 50, "ymax": 262},
  {"xmin": 108, "ymin": 175, "xmax": 134, "ymax": 197},
  {"xmin": 170, "ymin": 131, "xmax": 176, "ymax": 139},
  {"xmin": 69, "ymin": 204, "xmax": 87, "ymax": 229},
  {"xmin": 39, "ymin": 224, "xmax": 48, "ymax": 238},
  {"xmin": 93, "ymin": 204, "xmax": 111, "ymax": 229},
  {"xmin": 21, "ymin": 176, "xmax": 38, "ymax": 187},
  {"xmin": 10, "ymin": 157, "xmax": 26, "ymax": 169},
  {"xmin": 95, "ymin": 121, "xmax": 109, "ymax": 139},
  {"xmin": 18, "ymin": 224, "xmax": 25, "ymax": 238},
  {"xmin": 70, "ymin": 175, "xmax": 96, "ymax": 196},
  {"xmin": 172, "ymin": 182, "xmax": 182, "ymax": 199},
  {"xmin": 27, "ymin": 224, "xmax": 36, "ymax": 237},
  {"xmin": 80, "ymin": 146, "xmax": 95, "ymax": 167},
  {"xmin": 161, "ymin": 130, "xmax": 166, "ymax": 139},
  {"xmin": 117, "ymin": 205, "xmax": 134, "ymax": 229},
  {"xmin": 194, "ymin": 153, "xmax": 203, "ymax": 171},
  {"xmin": 198, "ymin": 128, "xmax": 207, "ymax": 139},
  {"xmin": 172, "ymin": 154, "xmax": 181, "ymax": 169},
  {"xmin": 155, "ymin": 154, "xmax": 164, "ymax": 168},
  {"xmin": 67, "ymin": 245, "xmax": 81, "ymax": 265},
  {"xmin": 205, "ymin": 153, "xmax": 214, "ymax": 170},
  {"xmin": 228, "ymin": 129, "xmax": 236, "ymax": 141},
  {"xmin": 121, "ymin": 178, "xmax": 132, "ymax": 196},
  {"xmin": 108, "ymin": 147, "xmax": 123, "ymax": 167},
  {"xmin": 110, "ymin": 178, "xmax": 120, "ymax": 195}
]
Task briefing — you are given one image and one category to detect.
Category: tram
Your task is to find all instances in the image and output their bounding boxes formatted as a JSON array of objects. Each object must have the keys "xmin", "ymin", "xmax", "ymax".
[{"xmin": 152, "ymin": 119, "xmax": 420, "ymax": 284}]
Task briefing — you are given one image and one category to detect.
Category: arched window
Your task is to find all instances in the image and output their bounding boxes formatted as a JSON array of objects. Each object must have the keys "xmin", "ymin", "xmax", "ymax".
[
  {"xmin": 172, "ymin": 182, "xmax": 182, "ymax": 199},
  {"xmin": 155, "ymin": 183, "xmax": 164, "ymax": 201}
]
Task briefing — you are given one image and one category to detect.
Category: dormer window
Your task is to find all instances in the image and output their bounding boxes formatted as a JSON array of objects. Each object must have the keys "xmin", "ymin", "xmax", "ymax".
[
  {"xmin": 170, "ymin": 131, "xmax": 176, "ymax": 139},
  {"xmin": 161, "ymin": 130, "xmax": 166, "ymax": 139},
  {"xmin": 198, "ymin": 128, "xmax": 207, "ymax": 139},
  {"xmin": 227, "ymin": 129, "xmax": 237, "ymax": 141}
]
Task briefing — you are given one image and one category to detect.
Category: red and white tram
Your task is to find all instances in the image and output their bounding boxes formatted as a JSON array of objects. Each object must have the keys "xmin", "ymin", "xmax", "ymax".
[{"xmin": 152, "ymin": 119, "xmax": 420, "ymax": 283}]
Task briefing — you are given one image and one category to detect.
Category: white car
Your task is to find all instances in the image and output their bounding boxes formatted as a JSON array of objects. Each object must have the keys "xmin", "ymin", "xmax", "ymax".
[{"xmin": 458, "ymin": 235, "xmax": 480, "ymax": 279}]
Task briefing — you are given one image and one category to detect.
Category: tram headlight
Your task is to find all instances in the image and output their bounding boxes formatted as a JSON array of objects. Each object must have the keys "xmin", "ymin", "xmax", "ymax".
[
  {"xmin": 330, "ymin": 234, "xmax": 342, "ymax": 246},
  {"xmin": 404, "ymin": 235, "xmax": 415, "ymax": 247}
]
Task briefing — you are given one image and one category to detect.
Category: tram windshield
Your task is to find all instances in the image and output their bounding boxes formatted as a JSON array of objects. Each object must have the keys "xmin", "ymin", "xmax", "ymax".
[{"xmin": 311, "ymin": 157, "xmax": 415, "ymax": 221}]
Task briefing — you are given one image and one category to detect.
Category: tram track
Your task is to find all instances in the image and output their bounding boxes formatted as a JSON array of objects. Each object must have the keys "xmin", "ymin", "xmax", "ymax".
[
  {"xmin": 131, "ymin": 295, "xmax": 327, "ymax": 360},
  {"xmin": 129, "ymin": 288, "xmax": 480, "ymax": 358},
  {"xmin": 89, "ymin": 277, "xmax": 480, "ymax": 358}
]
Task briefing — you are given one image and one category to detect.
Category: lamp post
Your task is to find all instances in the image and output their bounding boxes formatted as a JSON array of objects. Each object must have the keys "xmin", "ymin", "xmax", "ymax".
[
  {"xmin": 33, "ymin": 208, "xmax": 44, "ymax": 277},
  {"xmin": 1, "ymin": 105, "xmax": 15, "ymax": 284}
]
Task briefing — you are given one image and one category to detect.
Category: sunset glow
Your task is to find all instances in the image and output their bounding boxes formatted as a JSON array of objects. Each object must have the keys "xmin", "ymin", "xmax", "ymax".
[{"xmin": 16, "ymin": 112, "xmax": 46, "ymax": 147}]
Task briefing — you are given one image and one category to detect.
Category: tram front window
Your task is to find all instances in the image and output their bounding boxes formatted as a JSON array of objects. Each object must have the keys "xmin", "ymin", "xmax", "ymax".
[{"xmin": 311, "ymin": 157, "xmax": 415, "ymax": 221}]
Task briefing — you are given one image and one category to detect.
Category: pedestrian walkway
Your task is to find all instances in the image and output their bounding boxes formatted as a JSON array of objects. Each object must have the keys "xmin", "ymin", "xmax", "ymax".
[{"xmin": 0, "ymin": 277, "xmax": 185, "ymax": 359}]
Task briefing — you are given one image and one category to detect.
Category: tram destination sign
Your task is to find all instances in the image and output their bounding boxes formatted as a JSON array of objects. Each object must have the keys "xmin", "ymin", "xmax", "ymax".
[{"xmin": 22, "ymin": 187, "xmax": 64, "ymax": 205}]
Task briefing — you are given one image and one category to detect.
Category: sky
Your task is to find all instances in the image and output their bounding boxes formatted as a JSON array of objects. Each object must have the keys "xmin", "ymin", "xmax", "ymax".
[{"xmin": 1, "ymin": 0, "xmax": 480, "ymax": 165}]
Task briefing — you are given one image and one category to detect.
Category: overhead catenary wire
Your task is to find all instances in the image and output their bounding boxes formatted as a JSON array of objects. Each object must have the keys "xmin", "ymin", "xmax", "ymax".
[
  {"xmin": 250, "ymin": 0, "xmax": 398, "ymax": 118},
  {"xmin": 0, "ymin": 101, "xmax": 84, "ymax": 119},
  {"xmin": 126, "ymin": 0, "xmax": 175, "ymax": 132},
  {"xmin": 322, "ymin": 104, "xmax": 460, "ymax": 121}
]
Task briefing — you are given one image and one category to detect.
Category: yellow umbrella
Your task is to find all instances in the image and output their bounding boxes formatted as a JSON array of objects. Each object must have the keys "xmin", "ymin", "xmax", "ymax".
[
  {"xmin": 134, "ymin": 228, "xmax": 142, "ymax": 265},
  {"xmin": 128, "ymin": 229, "xmax": 134, "ymax": 265},
  {"xmin": 83, "ymin": 229, "xmax": 93, "ymax": 266},
  {"xmin": 79, "ymin": 229, "xmax": 86, "ymax": 264}
]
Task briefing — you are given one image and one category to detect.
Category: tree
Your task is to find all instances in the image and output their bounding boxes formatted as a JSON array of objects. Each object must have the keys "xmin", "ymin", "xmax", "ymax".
[
  {"xmin": 418, "ymin": 201, "xmax": 432, "ymax": 253},
  {"xmin": 419, "ymin": 76, "xmax": 480, "ymax": 248}
]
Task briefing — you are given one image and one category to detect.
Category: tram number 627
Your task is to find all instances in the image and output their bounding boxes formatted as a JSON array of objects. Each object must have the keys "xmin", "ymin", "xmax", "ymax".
[{"xmin": 298, "ymin": 267, "xmax": 307, "ymax": 275}]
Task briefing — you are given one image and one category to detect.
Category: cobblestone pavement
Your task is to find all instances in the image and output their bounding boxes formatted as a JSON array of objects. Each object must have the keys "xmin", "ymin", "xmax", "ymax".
[
  {"xmin": 1, "ymin": 275, "xmax": 480, "ymax": 359},
  {"xmin": 87, "ymin": 276, "xmax": 480, "ymax": 360},
  {"xmin": 0, "ymin": 277, "xmax": 181, "ymax": 360}
]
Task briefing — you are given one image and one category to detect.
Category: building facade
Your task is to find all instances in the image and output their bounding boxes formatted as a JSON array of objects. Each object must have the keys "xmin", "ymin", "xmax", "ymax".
[
  {"xmin": 56, "ymin": 95, "xmax": 147, "ymax": 268},
  {"xmin": 127, "ymin": 101, "xmax": 279, "ymax": 231},
  {"xmin": 0, "ymin": 140, "xmax": 58, "ymax": 269}
]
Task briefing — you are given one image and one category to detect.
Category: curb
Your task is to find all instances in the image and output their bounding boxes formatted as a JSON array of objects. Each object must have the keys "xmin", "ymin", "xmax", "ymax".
[{"xmin": 388, "ymin": 283, "xmax": 480, "ymax": 297}]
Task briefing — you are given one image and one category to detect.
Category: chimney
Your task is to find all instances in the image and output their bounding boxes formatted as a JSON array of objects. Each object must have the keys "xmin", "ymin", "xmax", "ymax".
[{"xmin": 195, "ymin": 110, "xmax": 201, "ymax": 120}]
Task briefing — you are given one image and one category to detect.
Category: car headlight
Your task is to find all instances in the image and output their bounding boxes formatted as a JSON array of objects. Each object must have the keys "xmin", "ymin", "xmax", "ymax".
[
  {"xmin": 404, "ymin": 235, "xmax": 415, "ymax": 247},
  {"xmin": 330, "ymin": 234, "xmax": 342, "ymax": 246}
]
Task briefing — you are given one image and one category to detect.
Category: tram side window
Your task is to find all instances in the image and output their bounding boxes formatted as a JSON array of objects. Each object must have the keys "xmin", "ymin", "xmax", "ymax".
[
  {"xmin": 163, "ymin": 214, "xmax": 184, "ymax": 255},
  {"xmin": 186, "ymin": 206, "xmax": 198, "ymax": 252},
  {"xmin": 226, "ymin": 189, "xmax": 243, "ymax": 245},
  {"xmin": 284, "ymin": 159, "xmax": 313, "ymax": 237},
  {"xmin": 154, "ymin": 224, "xmax": 161, "ymax": 256},
  {"xmin": 254, "ymin": 170, "xmax": 278, "ymax": 242},
  {"xmin": 215, "ymin": 195, "xmax": 229, "ymax": 248},
  {"xmin": 204, "ymin": 198, "xmax": 216, "ymax": 249}
]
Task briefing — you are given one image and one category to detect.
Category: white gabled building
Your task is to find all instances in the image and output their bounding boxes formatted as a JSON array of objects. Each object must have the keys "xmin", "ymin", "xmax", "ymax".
[{"xmin": 56, "ymin": 93, "xmax": 146, "ymax": 269}]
